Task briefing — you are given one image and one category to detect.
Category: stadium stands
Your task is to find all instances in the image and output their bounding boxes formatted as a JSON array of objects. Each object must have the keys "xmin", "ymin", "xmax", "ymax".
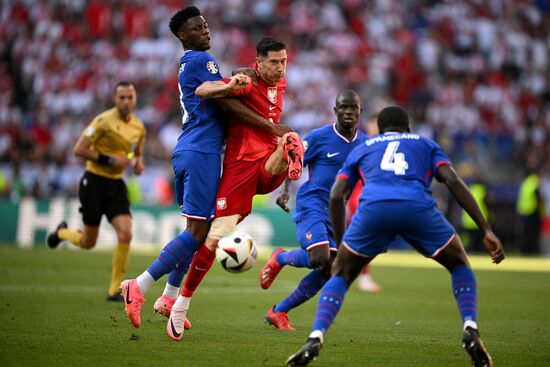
[{"xmin": 1, "ymin": 1, "xmax": 548, "ymax": 229}]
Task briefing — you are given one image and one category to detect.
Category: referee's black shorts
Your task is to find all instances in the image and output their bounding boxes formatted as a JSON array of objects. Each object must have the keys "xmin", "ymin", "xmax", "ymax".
[{"xmin": 78, "ymin": 171, "xmax": 131, "ymax": 226}]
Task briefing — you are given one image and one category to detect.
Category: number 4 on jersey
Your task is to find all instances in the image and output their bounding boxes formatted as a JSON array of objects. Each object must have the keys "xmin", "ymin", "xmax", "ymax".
[{"xmin": 380, "ymin": 141, "xmax": 409, "ymax": 175}]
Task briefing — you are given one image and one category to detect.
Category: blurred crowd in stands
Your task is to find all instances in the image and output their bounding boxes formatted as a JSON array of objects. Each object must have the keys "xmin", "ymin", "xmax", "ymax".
[{"xmin": 1, "ymin": 0, "xmax": 549, "ymax": 251}]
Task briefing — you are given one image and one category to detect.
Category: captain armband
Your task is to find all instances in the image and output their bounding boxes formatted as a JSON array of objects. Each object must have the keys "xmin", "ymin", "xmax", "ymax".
[{"xmin": 97, "ymin": 153, "xmax": 115, "ymax": 165}]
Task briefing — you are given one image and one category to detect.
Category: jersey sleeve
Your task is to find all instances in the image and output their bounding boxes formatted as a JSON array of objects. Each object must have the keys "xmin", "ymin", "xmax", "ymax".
[
  {"xmin": 82, "ymin": 115, "xmax": 107, "ymax": 143},
  {"xmin": 302, "ymin": 130, "xmax": 318, "ymax": 167},
  {"xmin": 336, "ymin": 146, "xmax": 363, "ymax": 190},
  {"xmin": 427, "ymin": 138, "xmax": 452, "ymax": 178},
  {"xmin": 191, "ymin": 52, "xmax": 223, "ymax": 83}
]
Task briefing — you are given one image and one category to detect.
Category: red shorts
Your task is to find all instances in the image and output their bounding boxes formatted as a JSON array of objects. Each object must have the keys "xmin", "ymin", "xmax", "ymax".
[{"xmin": 214, "ymin": 153, "xmax": 286, "ymax": 220}]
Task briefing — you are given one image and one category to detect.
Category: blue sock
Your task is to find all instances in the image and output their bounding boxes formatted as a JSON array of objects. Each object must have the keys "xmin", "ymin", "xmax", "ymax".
[
  {"xmin": 451, "ymin": 265, "xmax": 477, "ymax": 323},
  {"xmin": 274, "ymin": 269, "xmax": 328, "ymax": 313},
  {"xmin": 311, "ymin": 276, "xmax": 349, "ymax": 333},
  {"xmin": 147, "ymin": 231, "xmax": 199, "ymax": 280},
  {"xmin": 277, "ymin": 249, "xmax": 311, "ymax": 268},
  {"xmin": 166, "ymin": 256, "xmax": 192, "ymax": 287}
]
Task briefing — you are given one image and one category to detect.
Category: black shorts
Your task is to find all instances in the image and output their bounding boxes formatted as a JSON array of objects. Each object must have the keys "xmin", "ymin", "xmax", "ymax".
[{"xmin": 79, "ymin": 171, "xmax": 131, "ymax": 226}]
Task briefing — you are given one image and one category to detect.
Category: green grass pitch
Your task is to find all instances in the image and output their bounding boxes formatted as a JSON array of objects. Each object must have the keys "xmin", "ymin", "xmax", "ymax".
[{"xmin": 0, "ymin": 246, "xmax": 548, "ymax": 366}]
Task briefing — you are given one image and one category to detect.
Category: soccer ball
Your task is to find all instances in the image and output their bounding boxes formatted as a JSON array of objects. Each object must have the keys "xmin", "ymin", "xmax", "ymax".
[{"xmin": 216, "ymin": 231, "xmax": 258, "ymax": 273}]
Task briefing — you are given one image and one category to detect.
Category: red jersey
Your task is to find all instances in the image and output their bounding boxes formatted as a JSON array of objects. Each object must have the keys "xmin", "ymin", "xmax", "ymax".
[{"xmin": 224, "ymin": 75, "xmax": 285, "ymax": 162}]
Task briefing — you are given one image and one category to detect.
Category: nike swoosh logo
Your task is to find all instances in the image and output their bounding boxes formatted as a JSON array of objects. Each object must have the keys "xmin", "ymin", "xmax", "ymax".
[
  {"xmin": 170, "ymin": 318, "xmax": 182, "ymax": 338},
  {"xmin": 125, "ymin": 285, "xmax": 132, "ymax": 305},
  {"xmin": 194, "ymin": 266, "xmax": 207, "ymax": 271},
  {"xmin": 327, "ymin": 152, "xmax": 340, "ymax": 158},
  {"xmin": 269, "ymin": 105, "xmax": 276, "ymax": 111}
]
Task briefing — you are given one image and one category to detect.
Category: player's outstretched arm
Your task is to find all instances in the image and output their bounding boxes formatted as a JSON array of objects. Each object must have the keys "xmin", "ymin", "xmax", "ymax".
[
  {"xmin": 215, "ymin": 98, "xmax": 292, "ymax": 137},
  {"xmin": 195, "ymin": 74, "xmax": 251, "ymax": 99},
  {"xmin": 231, "ymin": 67, "xmax": 258, "ymax": 84},
  {"xmin": 329, "ymin": 177, "xmax": 351, "ymax": 247},
  {"xmin": 436, "ymin": 164, "xmax": 505, "ymax": 263}
]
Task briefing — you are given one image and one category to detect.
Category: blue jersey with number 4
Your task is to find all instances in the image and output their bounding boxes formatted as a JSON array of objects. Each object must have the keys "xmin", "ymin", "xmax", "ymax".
[
  {"xmin": 293, "ymin": 123, "xmax": 367, "ymax": 222},
  {"xmin": 174, "ymin": 50, "xmax": 225, "ymax": 155},
  {"xmin": 339, "ymin": 132, "xmax": 451, "ymax": 208}
]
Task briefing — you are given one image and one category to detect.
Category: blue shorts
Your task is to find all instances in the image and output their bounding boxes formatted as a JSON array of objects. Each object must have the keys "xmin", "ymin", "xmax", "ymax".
[
  {"xmin": 172, "ymin": 150, "xmax": 221, "ymax": 220},
  {"xmin": 296, "ymin": 213, "xmax": 337, "ymax": 252},
  {"xmin": 343, "ymin": 201, "xmax": 455, "ymax": 258}
]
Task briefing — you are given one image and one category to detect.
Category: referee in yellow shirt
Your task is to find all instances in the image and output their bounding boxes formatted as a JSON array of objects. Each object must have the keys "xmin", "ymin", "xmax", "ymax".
[{"xmin": 47, "ymin": 81, "xmax": 146, "ymax": 301}]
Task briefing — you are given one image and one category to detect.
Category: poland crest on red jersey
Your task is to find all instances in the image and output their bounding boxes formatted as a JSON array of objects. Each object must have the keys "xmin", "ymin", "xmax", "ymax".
[{"xmin": 267, "ymin": 87, "xmax": 277, "ymax": 104}]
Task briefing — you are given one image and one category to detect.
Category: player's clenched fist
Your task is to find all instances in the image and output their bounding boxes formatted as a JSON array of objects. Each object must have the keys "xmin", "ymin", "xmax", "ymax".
[{"xmin": 229, "ymin": 73, "xmax": 251, "ymax": 90}]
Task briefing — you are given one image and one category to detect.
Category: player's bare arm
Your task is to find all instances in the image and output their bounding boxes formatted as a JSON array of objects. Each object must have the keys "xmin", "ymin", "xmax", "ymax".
[
  {"xmin": 271, "ymin": 123, "xmax": 293, "ymax": 136},
  {"xmin": 436, "ymin": 164, "xmax": 505, "ymax": 263},
  {"xmin": 132, "ymin": 137, "xmax": 145, "ymax": 175},
  {"xmin": 215, "ymin": 98, "xmax": 292, "ymax": 137},
  {"xmin": 195, "ymin": 74, "xmax": 251, "ymax": 98},
  {"xmin": 276, "ymin": 177, "xmax": 292, "ymax": 213},
  {"xmin": 329, "ymin": 177, "xmax": 352, "ymax": 246},
  {"xmin": 231, "ymin": 67, "xmax": 258, "ymax": 84},
  {"xmin": 73, "ymin": 135, "xmax": 131, "ymax": 169}
]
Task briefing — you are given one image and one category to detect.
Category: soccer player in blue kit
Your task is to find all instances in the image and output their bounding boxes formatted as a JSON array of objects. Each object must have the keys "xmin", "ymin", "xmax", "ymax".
[
  {"xmin": 286, "ymin": 106, "xmax": 505, "ymax": 367},
  {"xmin": 120, "ymin": 6, "xmax": 289, "ymax": 329},
  {"xmin": 260, "ymin": 89, "xmax": 367, "ymax": 330}
]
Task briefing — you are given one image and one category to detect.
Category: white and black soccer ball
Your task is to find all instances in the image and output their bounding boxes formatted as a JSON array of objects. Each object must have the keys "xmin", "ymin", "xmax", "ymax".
[{"xmin": 216, "ymin": 231, "xmax": 258, "ymax": 273}]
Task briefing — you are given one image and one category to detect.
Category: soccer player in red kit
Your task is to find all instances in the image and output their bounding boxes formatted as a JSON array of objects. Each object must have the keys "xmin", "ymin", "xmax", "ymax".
[{"xmin": 166, "ymin": 36, "xmax": 305, "ymax": 340}]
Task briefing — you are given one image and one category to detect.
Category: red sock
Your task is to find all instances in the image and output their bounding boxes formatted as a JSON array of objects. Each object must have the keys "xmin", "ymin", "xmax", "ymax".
[{"xmin": 180, "ymin": 245, "xmax": 216, "ymax": 297}]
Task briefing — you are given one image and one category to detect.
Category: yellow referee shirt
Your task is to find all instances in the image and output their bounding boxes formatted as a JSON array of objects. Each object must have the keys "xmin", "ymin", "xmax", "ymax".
[{"xmin": 82, "ymin": 107, "xmax": 146, "ymax": 179}]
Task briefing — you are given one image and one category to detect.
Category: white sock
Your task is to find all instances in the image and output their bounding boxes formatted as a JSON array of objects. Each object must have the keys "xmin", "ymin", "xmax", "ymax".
[
  {"xmin": 463, "ymin": 320, "xmax": 478, "ymax": 331},
  {"xmin": 173, "ymin": 295, "xmax": 191, "ymax": 311},
  {"xmin": 136, "ymin": 271, "xmax": 155, "ymax": 294},
  {"xmin": 308, "ymin": 330, "xmax": 324, "ymax": 344},
  {"xmin": 163, "ymin": 283, "xmax": 179, "ymax": 298}
]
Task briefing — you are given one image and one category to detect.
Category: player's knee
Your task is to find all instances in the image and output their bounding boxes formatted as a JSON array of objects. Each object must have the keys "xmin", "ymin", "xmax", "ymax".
[
  {"xmin": 187, "ymin": 220, "xmax": 211, "ymax": 244},
  {"xmin": 117, "ymin": 229, "xmax": 132, "ymax": 244},
  {"xmin": 436, "ymin": 235, "xmax": 471, "ymax": 272},
  {"xmin": 80, "ymin": 239, "xmax": 96, "ymax": 249},
  {"xmin": 318, "ymin": 259, "xmax": 333, "ymax": 278},
  {"xmin": 309, "ymin": 248, "xmax": 330, "ymax": 268},
  {"xmin": 207, "ymin": 214, "xmax": 240, "ymax": 240}
]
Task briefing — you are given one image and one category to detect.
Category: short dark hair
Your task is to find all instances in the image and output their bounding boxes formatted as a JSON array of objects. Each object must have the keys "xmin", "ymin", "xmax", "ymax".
[
  {"xmin": 114, "ymin": 81, "xmax": 134, "ymax": 92},
  {"xmin": 335, "ymin": 89, "xmax": 360, "ymax": 105},
  {"xmin": 377, "ymin": 106, "xmax": 410, "ymax": 133},
  {"xmin": 169, "ymin": 6, "xmax": 202, "ymax": 37},
  {"xmin": 256, "ymin": 36, "xmax": 286, "ymax": 58}
]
